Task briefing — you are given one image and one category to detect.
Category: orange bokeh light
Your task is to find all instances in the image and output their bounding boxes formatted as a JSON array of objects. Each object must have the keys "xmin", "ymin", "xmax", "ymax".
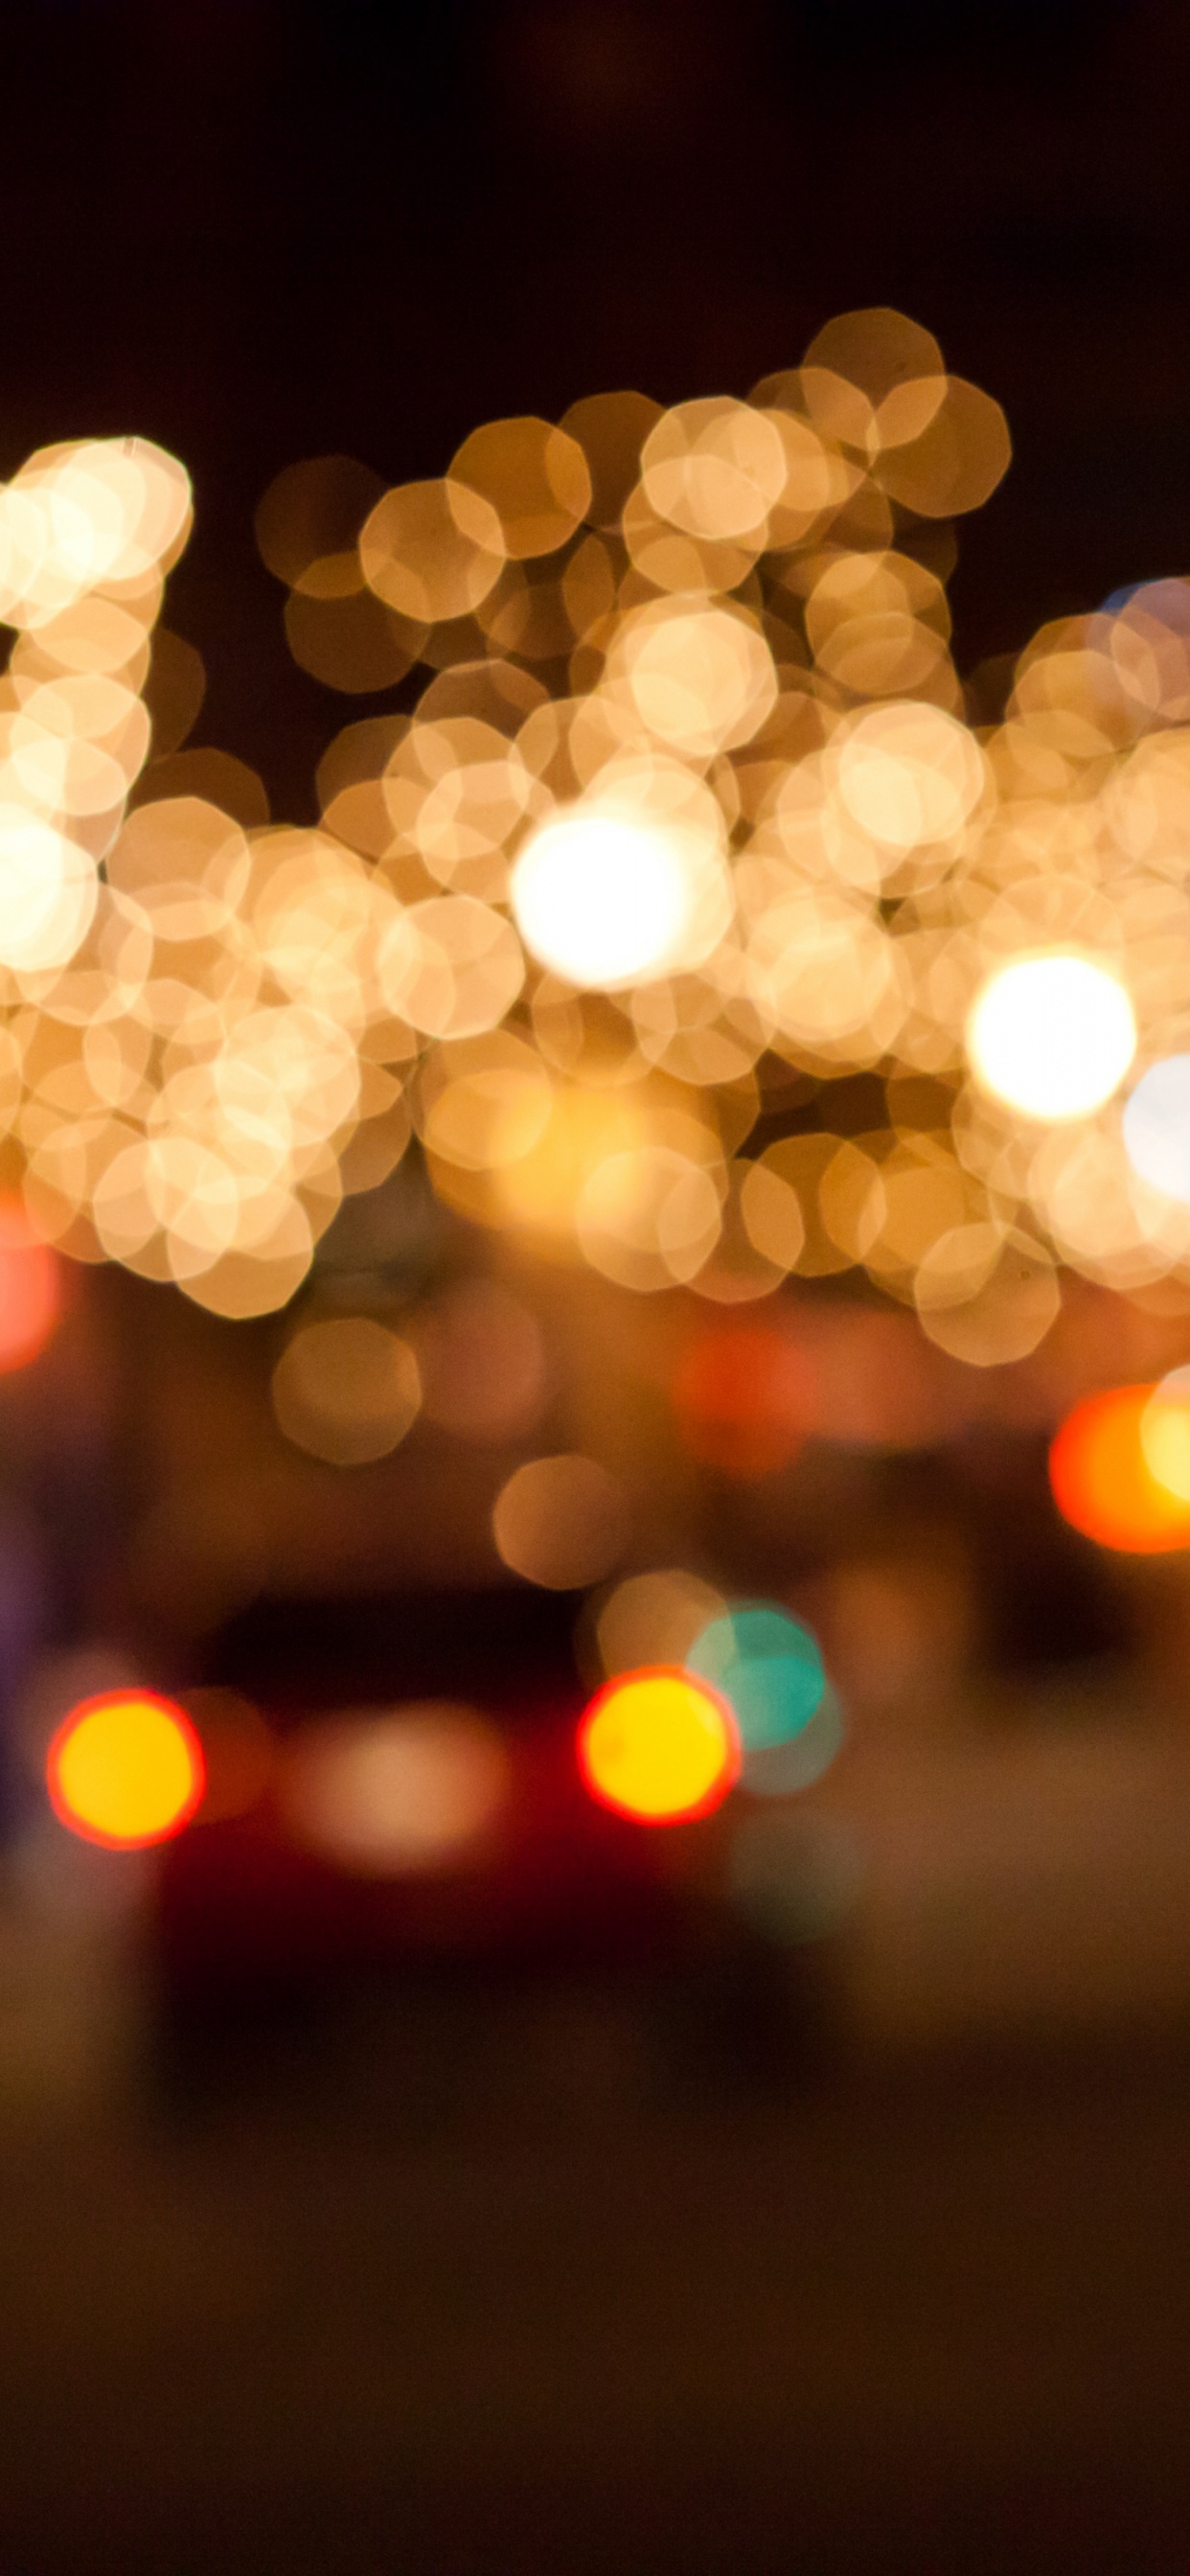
[
  {"xmin": 1048, "ymin": 1385, "xmax": 1190, "ymax": 1554},
  {"xmin": 47, "ymin": 1690, "xmax": 205, "ymax": 1849},
  {"xmin": 577, "ymin": 1665, "xmax": 740, "ymax": 1824},
  {"xmin": 0, "ymin": 1200, "xmax": 60, "ymax": 1370}
]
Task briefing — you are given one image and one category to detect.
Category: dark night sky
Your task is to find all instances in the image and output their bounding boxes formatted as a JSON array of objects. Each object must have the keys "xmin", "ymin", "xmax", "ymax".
[{"xmin": 2, "ymin": 0, "xmax": 1184, "ymax": 815}]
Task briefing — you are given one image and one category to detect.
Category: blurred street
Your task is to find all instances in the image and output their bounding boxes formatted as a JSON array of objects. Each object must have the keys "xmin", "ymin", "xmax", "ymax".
[
  {"xmin": 5, "ymin": 5, "xmax": 1190, "ymax": 2568},
  {"xmin": 2, "ymin": 2028, "xmax": 1189, "ymax": 2573}
]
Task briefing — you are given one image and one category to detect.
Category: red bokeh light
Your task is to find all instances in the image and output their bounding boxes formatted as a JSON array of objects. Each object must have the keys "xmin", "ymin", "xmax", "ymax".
[
  {"xmin": 0, "ymin": 1200, "xmax": 60, "ymax": 1371},
  {"xmin": 672, "ymin": 1320, "xmax": 810, "ymax": 1477}
]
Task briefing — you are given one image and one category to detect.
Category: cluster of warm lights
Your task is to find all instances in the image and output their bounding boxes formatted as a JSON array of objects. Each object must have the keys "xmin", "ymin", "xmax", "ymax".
[
  {"xmin": 3, "ymin": 313, "xmax": 1190, "ymax": 1403},
  {"xmin": 277, "ymin": 329, "xmax": 1190, "ymax": 1350}
]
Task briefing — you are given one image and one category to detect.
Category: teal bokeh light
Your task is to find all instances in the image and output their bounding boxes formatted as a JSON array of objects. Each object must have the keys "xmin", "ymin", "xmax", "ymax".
[{"xmin": 687, "ymin": 1602, "xmax": 826, "ymax": 1753}]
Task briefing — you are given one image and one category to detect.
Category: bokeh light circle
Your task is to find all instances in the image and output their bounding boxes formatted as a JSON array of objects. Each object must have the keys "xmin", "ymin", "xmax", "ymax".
[
  {"xmin": 282, "ymin": 1704, "xmax": 510, "ymax": 1876},
  {"xmin": 687, "ymin": 1602, "xmax": 826, "ymax": 1751},
  {"xmin": 492, "ymin": 1453, "xmax": 629, "ymax": 1590},
  {"xmin": 577, "ymin": 1666, "xmax": 740, "ymax": 1824},
  {"xmin": 1122, "ymin": 1056, "xmax": 1190, "ymax": 1203},
  {"xmin": 967, "ymin": 954, "xmax": 1136, "ymax": 1122},
  {"xmin": 47, "ymin": 1690, "xmax": 205, "ymax": 1849},
  {"xmin": 1139, "ymin": 1366, "xmax": 1190, "ymax": 1503},
  {"xmin": 272, "ymin": 1318, "xmax": 422, "ymax": 1465},
  {"xmin": 1048, "ymin": 1385, "xmax": 1190, "ymax": 1553},
  {"xmin": 0, "ymin": 1200, "xmax": 60, "ymax": 1368},
  {"xmin": 511, "ymin": 808, "xmax": 697, "ymax": 990}
]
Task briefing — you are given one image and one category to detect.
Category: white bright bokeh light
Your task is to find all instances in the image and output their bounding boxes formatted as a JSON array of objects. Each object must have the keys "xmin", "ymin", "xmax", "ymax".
[
  {"xmin": 966, "ymin": 953, "xmax": 1136, "ymax": 1122},
  {"xmin": 511, "ymin": 806, "xmax": 698, "ymax": 990},
  {"xmin": 1122, "ymin": 1055, "xmax": 1190, "ymax": 1202}
]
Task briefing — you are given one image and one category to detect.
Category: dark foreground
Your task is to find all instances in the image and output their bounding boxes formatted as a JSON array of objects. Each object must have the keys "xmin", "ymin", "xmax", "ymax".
[{"xmin": 2, "ymin": 1990, "xmax": 1190, "ymax": 2575}]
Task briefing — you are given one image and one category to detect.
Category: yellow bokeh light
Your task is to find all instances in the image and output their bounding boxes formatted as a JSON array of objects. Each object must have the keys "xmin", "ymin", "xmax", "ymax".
[
  {"xmin": 1140, "ymin": 1367, "xmax": 1190, "ymax": 1502},
  {"xmin": 967, "ymin": 954, "xmax": 1137, "ymax": 1122},
  {"xmin": 47, "ymin": 1690, "xmax": 205, "ymax": 1849},
  {"xmin": 577, "ymin": 1668, "xmax": 740, "ymax": 1824}
]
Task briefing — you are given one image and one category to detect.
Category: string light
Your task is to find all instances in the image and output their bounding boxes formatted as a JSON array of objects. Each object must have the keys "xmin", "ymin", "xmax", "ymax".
[{"xmin": 3, "ymin": 312, "xmax": 1190, "ymax": 1338}]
